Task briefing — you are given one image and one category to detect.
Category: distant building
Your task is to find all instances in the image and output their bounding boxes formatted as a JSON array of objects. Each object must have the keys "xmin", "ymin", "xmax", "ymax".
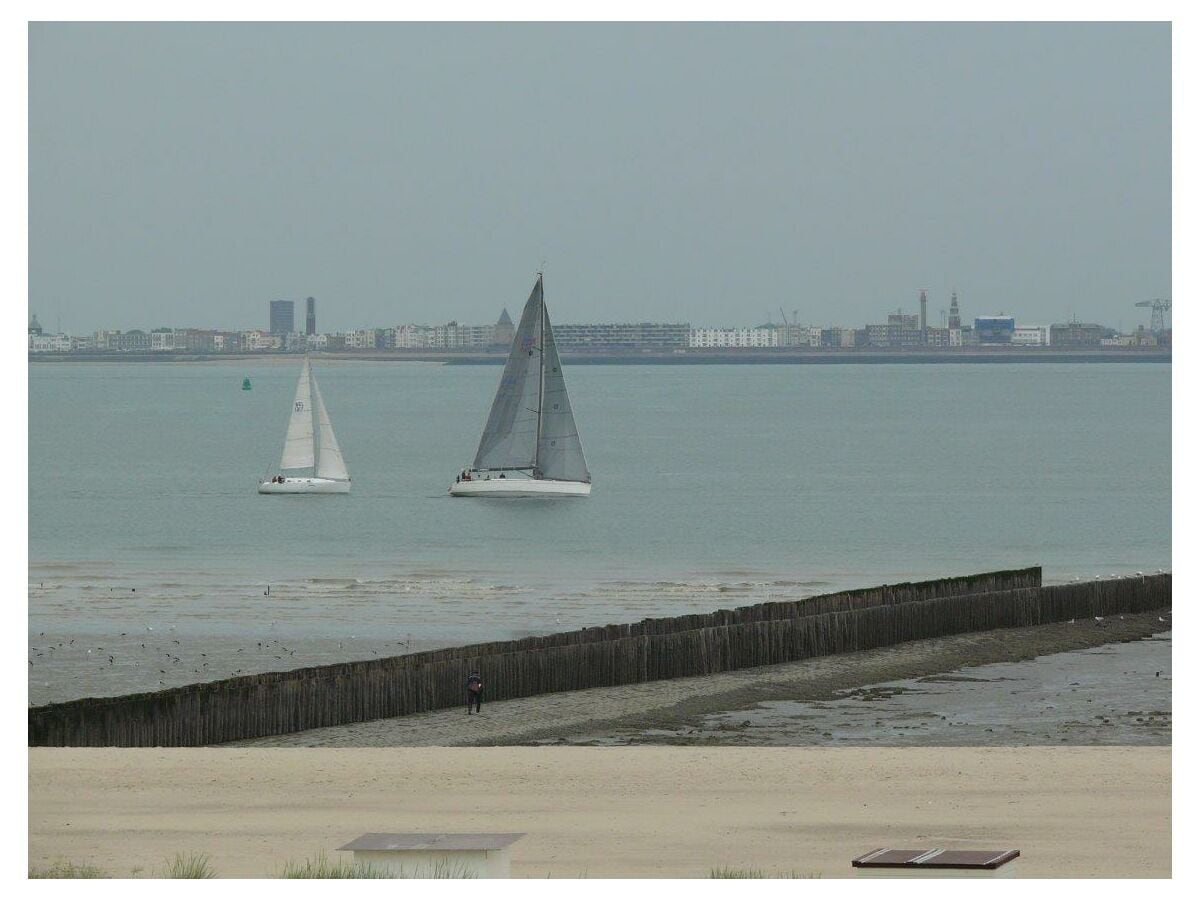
[
  {"xmin": 28, "ymin": 313, "xmax": 43, "ymax": 335},
  {"xmin": 305, "ymin": 297, "xmax": 317, "ymax": 336},
  {"xmin": 269, "ymin": 300, "xmax": 295, "ymax": 335},
  {"xmin": 1050, "ymin": 321, "xmax": 1110, "ymax": 347},
  {"xmin": 866, "ymin": 313, "xmax": 924, "ymax": 348},
  {"xmin": 1012, "ymin": 326, "xmax": 1050, "ymax": 347},
  {"xmin": 948, "ymin": 291, "xmax": 962, "ymax": 329},
  {"xmin": 493, "ymin": 308, "xmax": 515, "ymax": 347},
  {"xmin": 689, "ymin": 327, "xmax": 778, "ymax": 348},
  {"xmin": 108, "ymin": 330, "xmax": 151, "ymax": 352},
  {"xmin": 555, "ymin": 323, "xmax": 690, "ymax": 351},
  {"xmin": 28, "ymin": 332, "xmax": 70, "ymax": 352},
  {"xmin": 150, "ymin": 328, "xmax": 177, "ymax": 351},
  {"xmin": 974, "ymin": 316, "xmax": 1015, "ymax": 344},
  {"xmin": 924, "ymin": 327, "xmax": 953, "ymax": 348},
  {"xmin": 242, "ymin": 330, "xmax": 282, "ymax": 351},
  {"xmin": 344, "ymin": 328, "xmax": 381, "ymax": 350}
]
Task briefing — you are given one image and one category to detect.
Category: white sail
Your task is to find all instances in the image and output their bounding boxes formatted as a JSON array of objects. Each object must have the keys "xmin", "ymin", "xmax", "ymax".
[
  {"xmin": 536, "ymin": 300, "xmax": 590, "ymax": 482},
  {"xmin": 279, "ymin": 359, "xmax": 315, "ymax": 470},
  {"xmin": 472, "ymin": 279, "xmax": 544, "ymax": 471},
  {"xmin": 312, "ymin": 372, "xmax": 349, "ymax": 481}
]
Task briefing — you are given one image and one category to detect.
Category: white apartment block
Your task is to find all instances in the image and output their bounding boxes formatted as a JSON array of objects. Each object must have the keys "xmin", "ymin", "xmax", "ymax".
[
  {"xmin": 689, "ymin": 327, "xmax": 779, "ymax": 348},
  {"xmin": 344, "ymin": 329, "xmax": 379, "ymax": 350},
  {"xmin": 150, "ymin": 330, "xmax": 176, "ymax": 351},
  {"xmin": 392, "ymin": 323, "xmax": 493, "ymax": 349},
  {"xmin": 391, "ymin": 324, "xmax": 436, "ymax": 349},
  {"xmin": 29, "ymin": 332, "xmax": 72, "ymax": 352},
  {"xmin": 242, "ymin": 330, "xmax": 281, "ymax": 351},
  {"xmin": 1012, "ymin": 326, "xmax": 1050, "ymax": 346}
]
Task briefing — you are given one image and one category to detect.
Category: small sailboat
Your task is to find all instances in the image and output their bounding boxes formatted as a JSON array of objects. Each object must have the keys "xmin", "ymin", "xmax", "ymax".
[
  {"xmin": 450, "ymin": 273, "xmax": 591, "ymax": 497},
  {"xmin": 258, "ymin": 358, "xmax": 351, "ymax": 494}
]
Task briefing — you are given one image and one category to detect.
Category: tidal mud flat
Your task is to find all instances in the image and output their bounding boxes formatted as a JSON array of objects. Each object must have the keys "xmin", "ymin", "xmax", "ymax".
[
  {"xmin": 238, "ymin": 611, "xmax": 1169, "ymax": 748},
  {"xmin": 559, "ymin": 631, "xmax": 1171, "ymax": 748}
]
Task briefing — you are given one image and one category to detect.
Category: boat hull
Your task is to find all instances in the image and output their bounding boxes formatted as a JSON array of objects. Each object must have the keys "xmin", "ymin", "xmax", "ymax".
[
  {"xmin": 258, "ymin": 477, "xmax": 350, "ymax": 495},
  {"xmin": 449, "ymin": 477, "xmax": 591, "ymax": 498}
]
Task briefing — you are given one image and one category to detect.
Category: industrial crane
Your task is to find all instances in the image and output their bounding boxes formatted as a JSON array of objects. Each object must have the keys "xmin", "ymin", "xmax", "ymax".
[{"xmin": 1134, "ymin": 299, "xmax": 1171, "ymax": 334}]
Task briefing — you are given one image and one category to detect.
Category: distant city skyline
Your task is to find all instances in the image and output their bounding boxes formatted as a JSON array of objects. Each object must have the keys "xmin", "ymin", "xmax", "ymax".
[{"xmin": 30, "ymin": 22, "xmax": 1170, "ymax": 333}]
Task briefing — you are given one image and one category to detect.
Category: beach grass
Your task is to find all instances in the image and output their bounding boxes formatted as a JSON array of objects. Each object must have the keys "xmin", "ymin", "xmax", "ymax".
[
  {"xmin": 280, "ymin": 852, "xmax": 395, "ymax": 879},
  {"xmin": 710, "ymin": 866, "xmax": 820, "ymax": 878},
  {"xmin": 164, "ymin": 852, "xmax": 216, "ymax": 878},
  {"xmin": 280, "ymin": 851, "xmax": 477, "ymax": 879},
  {"xmin": 29, "ymin": 860, "xmax": 108, "ymax": 879}
]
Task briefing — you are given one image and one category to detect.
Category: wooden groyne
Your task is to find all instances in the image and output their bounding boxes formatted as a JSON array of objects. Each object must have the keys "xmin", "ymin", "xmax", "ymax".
[{"xmin": 28, "ymin": 568, "xmax": 1171, "ymax": 747}]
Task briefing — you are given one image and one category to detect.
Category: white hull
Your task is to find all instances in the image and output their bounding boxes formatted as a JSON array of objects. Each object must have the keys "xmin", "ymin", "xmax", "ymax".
[
  {"xmin": 449, "ymin": 477, "xmax": 591, "ymax": 498},
  {"xmin": 258, "ymin": 477, "xmax": 351, "ymax": 495}
]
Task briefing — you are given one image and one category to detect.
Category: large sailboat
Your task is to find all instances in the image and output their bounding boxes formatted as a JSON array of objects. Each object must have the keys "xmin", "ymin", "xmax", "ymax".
[
  {"xmin": 258, "ymin": 358, "xmax": 351, "ymax": 494},
  {"xmin": 450, "ymin": 273, "xmax": 591, "ymax": 497}
]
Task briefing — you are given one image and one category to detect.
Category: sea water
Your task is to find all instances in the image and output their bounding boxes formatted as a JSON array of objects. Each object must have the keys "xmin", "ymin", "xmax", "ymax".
[{"xmin": 28, "ymin": 360, "xmax": 1170, "ymax": 702}]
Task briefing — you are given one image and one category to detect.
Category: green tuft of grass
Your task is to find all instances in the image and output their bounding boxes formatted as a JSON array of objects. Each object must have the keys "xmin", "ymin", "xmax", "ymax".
[
  {"xmin": 164, "ymin": 852, "xmax": 217, "ymax": 879},
  {"xmin": 281, "ymin": 851, "xmax": 396, "ymax": 879},
  {"xmin": 29, "ymin": 860, "xmax": 109, "ymax": 879},
  {"xmin": 280, "ymin": 852, "xmax": 477, "ymax": 879},
  {"xmin": 710, "ymin": 866, "xmax": 820, "ymax": 879}
]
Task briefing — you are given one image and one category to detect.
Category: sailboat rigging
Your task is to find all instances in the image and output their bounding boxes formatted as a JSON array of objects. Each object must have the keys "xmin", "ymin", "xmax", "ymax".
[
  {"xmin": 258, "ymin": 358, "xmax": 351, "ymax": 494},
  {"xmin": 450, "ymin": 272, "xmax": 591, "ymax": 497}
]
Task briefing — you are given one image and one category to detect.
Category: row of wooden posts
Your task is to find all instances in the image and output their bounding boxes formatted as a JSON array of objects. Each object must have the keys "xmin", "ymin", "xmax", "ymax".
[{"xmin": 28, "ymin": 568, "xmax": 1171, "ymax": 747}]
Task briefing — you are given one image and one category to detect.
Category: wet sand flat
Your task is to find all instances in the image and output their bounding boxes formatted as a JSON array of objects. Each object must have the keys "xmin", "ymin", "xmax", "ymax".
[
  {"xmin": 566, "ymin": 632, "xmax": 1171, "ymax": 747},
  {"xmin": 236, "ymin": 612, "xmax": 1168, "ymax": 748},
  {"xmin": 28, "ymin": 746, "xmax": 1170, "ymax": 878}
]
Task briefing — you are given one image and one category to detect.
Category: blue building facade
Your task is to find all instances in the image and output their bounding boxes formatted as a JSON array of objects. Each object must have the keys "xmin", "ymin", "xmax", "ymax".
[{"xmin": 974, "ymin": 316, "xmax": 1015, "ymax": 344}]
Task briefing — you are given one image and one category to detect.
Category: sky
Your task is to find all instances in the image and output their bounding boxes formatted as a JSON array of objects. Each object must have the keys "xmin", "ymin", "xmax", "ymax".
[{"xmin": 28, "ymin": 22, "xmax": 1171, "ymax": 334}]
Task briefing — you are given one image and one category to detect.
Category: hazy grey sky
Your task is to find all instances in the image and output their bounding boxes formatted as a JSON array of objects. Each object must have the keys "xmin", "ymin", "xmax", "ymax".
[{"xmin": 29, "ymin": 22, "xmax": 1170, "ymax": 333}]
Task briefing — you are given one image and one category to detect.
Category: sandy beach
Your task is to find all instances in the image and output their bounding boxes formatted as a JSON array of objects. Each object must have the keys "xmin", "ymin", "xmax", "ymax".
[{"xmin": 28, "ymin": 746, "xmax": 1169, "ymax": 878}]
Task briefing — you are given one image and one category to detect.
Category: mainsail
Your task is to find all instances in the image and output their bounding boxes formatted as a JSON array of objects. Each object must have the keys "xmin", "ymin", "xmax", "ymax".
[
  {"xmin": 312, "ymin": 374, "xmax": 349, "ymax": 480},
  {"xmin": 280, "ymin": 360, "xmax": 315, "ymax": 469},
  {"xmin": 471, "ymin": 274, "xmax": 589, "ymax": 482},
  {"xmin": 472, "ymin": 278, "xmax": 545, "ymax": 471}
]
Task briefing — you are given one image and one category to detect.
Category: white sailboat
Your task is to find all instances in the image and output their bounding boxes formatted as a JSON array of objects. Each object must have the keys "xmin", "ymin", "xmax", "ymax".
[
  {"xmin": 450, "ymin": 273, "xmax": 592, "ymax": 497},
  {"xmin": 258, "ymin": 358, "xmax": 351, "ymax": 494}
]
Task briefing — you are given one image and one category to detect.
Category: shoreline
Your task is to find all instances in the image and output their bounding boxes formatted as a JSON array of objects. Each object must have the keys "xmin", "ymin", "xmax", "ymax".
[
  {"xmin": 235, "ymin": 611, "xmax": 1168, "ymax": 748},
  {"xmin": 29, "ymin": 348, "xmax": 1171, "ymax": 365}
]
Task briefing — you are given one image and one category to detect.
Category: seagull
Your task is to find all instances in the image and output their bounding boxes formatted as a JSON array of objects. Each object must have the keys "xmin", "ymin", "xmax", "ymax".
[
  {"xmin": 1159, "ymin": 617, "xmax": 1166, "ymax": 623},
  {"xmin": 1094, "ymin": 616, "xmax": 1104, "ymax": 622},
  {"xmin": 1068, "ymin": 618, "xmax": 1075, "ymax": 624}
]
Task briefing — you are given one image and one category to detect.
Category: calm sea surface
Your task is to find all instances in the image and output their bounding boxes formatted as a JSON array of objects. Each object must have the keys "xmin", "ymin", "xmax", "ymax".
[{"xmin": 28, "ymin": 361, "xmax": 1171, "ymax": 703}]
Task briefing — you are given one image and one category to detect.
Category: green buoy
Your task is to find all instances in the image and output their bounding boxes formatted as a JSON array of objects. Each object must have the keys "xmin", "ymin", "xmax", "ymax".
[{"xmin": 242, "ymin": 377, "xmax": 252, "ymax": 391}]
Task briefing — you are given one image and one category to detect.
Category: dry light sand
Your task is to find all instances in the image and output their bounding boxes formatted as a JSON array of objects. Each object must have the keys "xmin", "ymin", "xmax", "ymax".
[{"xmin": 29, "ymin": 746, "xmax": 1169, "ymax": 878}]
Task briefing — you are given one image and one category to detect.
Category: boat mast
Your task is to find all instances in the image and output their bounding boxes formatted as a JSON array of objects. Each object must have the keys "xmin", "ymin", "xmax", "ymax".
[
  {"xmin": 309, "ymin": 360, "xmax": 319, "ymax": 475},
  {"xmin": 533, "ymin": 272, "xmax": 545, "ymax": 476}
]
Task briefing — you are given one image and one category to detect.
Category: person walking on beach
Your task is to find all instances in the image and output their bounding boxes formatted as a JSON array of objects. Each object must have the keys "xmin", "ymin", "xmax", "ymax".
[{"xmin": 466, "ymin": 672, "xmax": 483, "ymax": 714}]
